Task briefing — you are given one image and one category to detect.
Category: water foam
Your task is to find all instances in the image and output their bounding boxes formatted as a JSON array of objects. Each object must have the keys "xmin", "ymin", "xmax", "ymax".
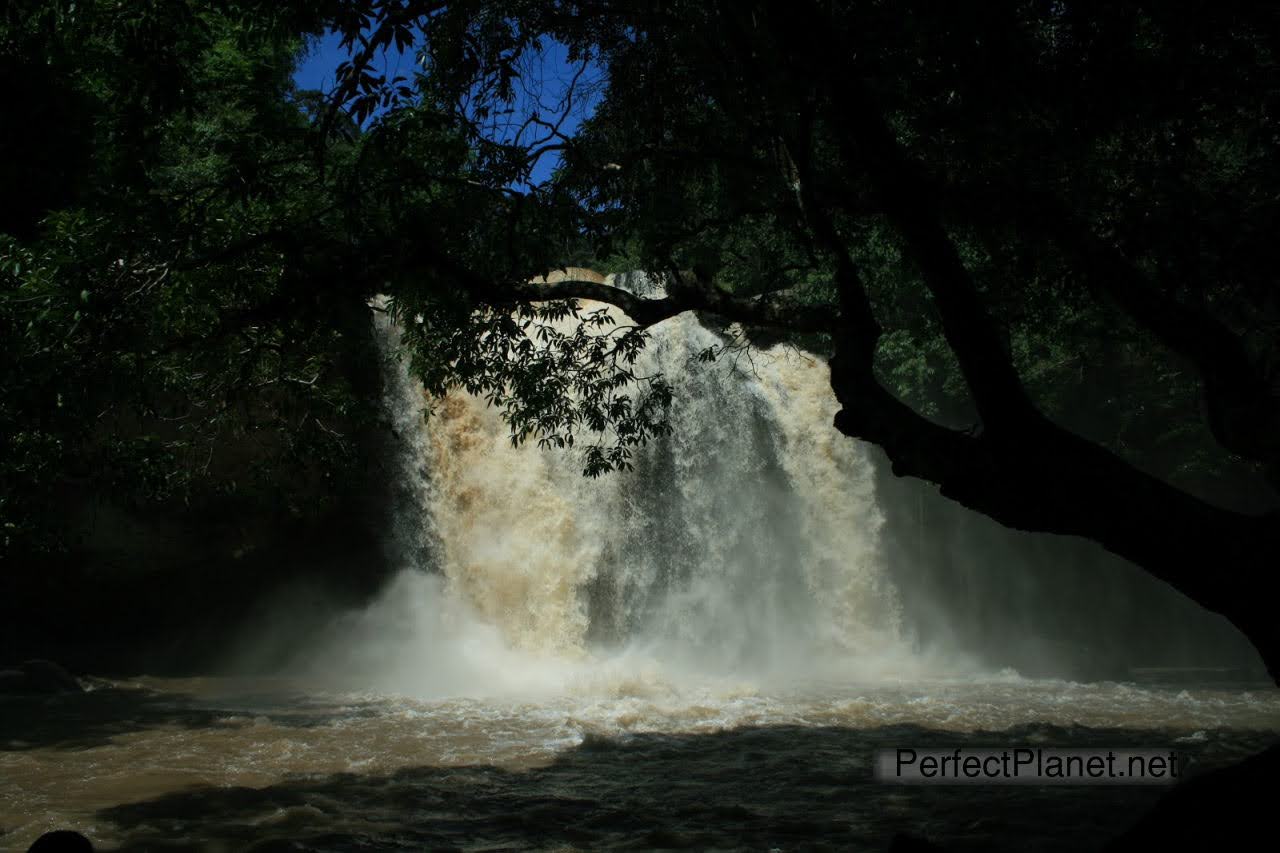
[{"xmin": 326, "ymin": 274, "xmax": 929, "ymax": 699}]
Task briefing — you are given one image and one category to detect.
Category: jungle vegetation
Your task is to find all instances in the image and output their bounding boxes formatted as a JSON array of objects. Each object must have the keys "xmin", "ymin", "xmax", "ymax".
[{"xmin": 2, "ymin": 1, "xmax": 1277, "ymax": 675}]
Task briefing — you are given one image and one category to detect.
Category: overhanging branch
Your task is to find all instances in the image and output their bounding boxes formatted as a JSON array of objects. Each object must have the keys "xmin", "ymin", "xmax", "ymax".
[
  {"xmin": 937, "ymin": 179, "xmax": 1280, "ymax": 484},
  {"xmin": 517, "ymin": 273, "xmax": 836, "ymax": 333}
]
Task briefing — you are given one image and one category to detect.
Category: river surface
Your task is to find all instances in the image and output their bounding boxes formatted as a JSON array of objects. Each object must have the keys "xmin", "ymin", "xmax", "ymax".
[
  {"xmin": 7, "ymin": 279, "xmax": 1276, "ymax": 850},
  {"xmin": 2, "ymin": 675, "xmax": 1277, "ymax": 851}
]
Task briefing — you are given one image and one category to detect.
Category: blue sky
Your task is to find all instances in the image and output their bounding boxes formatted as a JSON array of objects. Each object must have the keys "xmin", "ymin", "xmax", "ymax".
[
  {"xmin": 293, "ymin": 31, "xmax": 600, "ymax": 187},
  {"xmin": 292, "ymin": 30, "xmax": 351, "ymax": 94}
]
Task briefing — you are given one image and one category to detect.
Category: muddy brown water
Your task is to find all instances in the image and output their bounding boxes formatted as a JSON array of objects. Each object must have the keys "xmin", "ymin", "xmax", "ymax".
[{"xmin": 2, "ymin": 676, "xmax": 1277, "ymax": 851}]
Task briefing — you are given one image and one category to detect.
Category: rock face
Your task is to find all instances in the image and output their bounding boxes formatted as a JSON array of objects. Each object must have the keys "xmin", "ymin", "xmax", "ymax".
[{"xmin": 0, "ymin": 660, "xmax": 83, "ymax": 694}]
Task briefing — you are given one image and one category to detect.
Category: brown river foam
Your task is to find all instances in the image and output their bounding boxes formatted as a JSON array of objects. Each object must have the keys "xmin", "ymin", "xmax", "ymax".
[
  {"xmin": 5, "ymin": 278, "xmax": 1275, "ymax": 850},
  {"xmin": 2, "ymin": 675, "xmax": 1278, "ymax": 851}
]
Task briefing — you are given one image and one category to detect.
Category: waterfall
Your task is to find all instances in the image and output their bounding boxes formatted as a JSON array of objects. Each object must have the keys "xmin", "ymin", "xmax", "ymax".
[{"xmin": 325, "ymin": 274, "xmax": 915, "ymax": 697}]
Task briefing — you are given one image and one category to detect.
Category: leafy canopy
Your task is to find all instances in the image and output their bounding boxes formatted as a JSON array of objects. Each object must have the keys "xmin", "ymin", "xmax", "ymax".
[{"xmin": 4, "ymin": 0, "xmax": 1278, "ymax": 561}]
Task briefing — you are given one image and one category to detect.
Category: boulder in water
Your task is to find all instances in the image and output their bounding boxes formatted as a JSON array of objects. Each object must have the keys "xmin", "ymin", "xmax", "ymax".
[
  {"xmin": 21, "ymin": 659, "xmax": 83, "ymax": 692},
  {"xmin": 0, "ymin": 668, "xmax": 28, "ymax": 693},
  {"xmin": 0, "ymin": 660, "xmax": 84, "ymax": 694},
  {"xmin": 26, "ymin": 830, "xmax": 94, "ymax": 852}
]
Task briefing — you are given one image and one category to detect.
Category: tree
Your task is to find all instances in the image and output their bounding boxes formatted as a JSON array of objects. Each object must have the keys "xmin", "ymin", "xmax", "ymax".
[
  {"xmin": 323, "ymin": 0, "xmax": 1280, "ymax": 678},
  {"xmin": 3, "ymin": 1, "xmax": 1277, "ymax": 682},
  {"xmin": 0, "ymin": 1, "xmax": 378, "ymax": 555}
]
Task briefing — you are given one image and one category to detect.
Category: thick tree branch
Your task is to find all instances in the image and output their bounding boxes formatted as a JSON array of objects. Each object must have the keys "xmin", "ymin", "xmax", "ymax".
[
  {"xmin": 932, "ymin": 179, "xmax": 1280, "ymax": 486},
  {"xmin": 1036, "ymin": 195, "xmax": 1280, "ymax": 483},
  {"xmin": 743, "ymin": 0, "xmax": 1034, "ymax": 431},
  {"xmin": 738, "ymin": 0, "xmax": 1280, "ymax": 680},
  {"xmin": 831, "ymin": 94, "xmax": 1039, "ymax": 432},
  {"xmin": 519, "ymin": 273, "xmax": 836, "ymax": 333}
]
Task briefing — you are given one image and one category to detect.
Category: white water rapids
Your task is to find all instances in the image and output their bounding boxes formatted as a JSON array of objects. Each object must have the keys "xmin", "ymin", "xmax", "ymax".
[
  {"xmin": 3, "ymin": 272, "xmax": 1278, "ymax": 851},
  {"xmin": 331, "ymin": 271, "xmax": 933, "ymax": 700}
]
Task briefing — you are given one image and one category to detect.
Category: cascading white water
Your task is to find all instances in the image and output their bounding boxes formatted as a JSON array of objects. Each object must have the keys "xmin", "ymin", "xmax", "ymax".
[
  {"xmin": 11, "ymin": 281, "xmax": 1279, "ymax": 853},
  {"xmin": 326, "ymin": 273, "xmax": 922, "ymax": 698}
]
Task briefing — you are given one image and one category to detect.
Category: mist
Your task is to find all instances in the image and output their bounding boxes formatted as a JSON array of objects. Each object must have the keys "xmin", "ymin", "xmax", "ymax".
[{"xmin": 237, "ymin": 272, "xmax": 1266, "ymax": 699}]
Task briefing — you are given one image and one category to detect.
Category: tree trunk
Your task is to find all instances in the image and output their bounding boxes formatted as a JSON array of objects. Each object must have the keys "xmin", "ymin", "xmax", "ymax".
[{"xmin": 828, "ymin": 343, "xmax": 1280, "ymax": 683}]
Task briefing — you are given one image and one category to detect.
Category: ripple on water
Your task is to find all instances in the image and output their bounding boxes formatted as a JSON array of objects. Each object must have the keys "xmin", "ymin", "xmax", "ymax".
[{"xmin": 0, "ymin": 675, "xmax": 1277, "ymax": 851}]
